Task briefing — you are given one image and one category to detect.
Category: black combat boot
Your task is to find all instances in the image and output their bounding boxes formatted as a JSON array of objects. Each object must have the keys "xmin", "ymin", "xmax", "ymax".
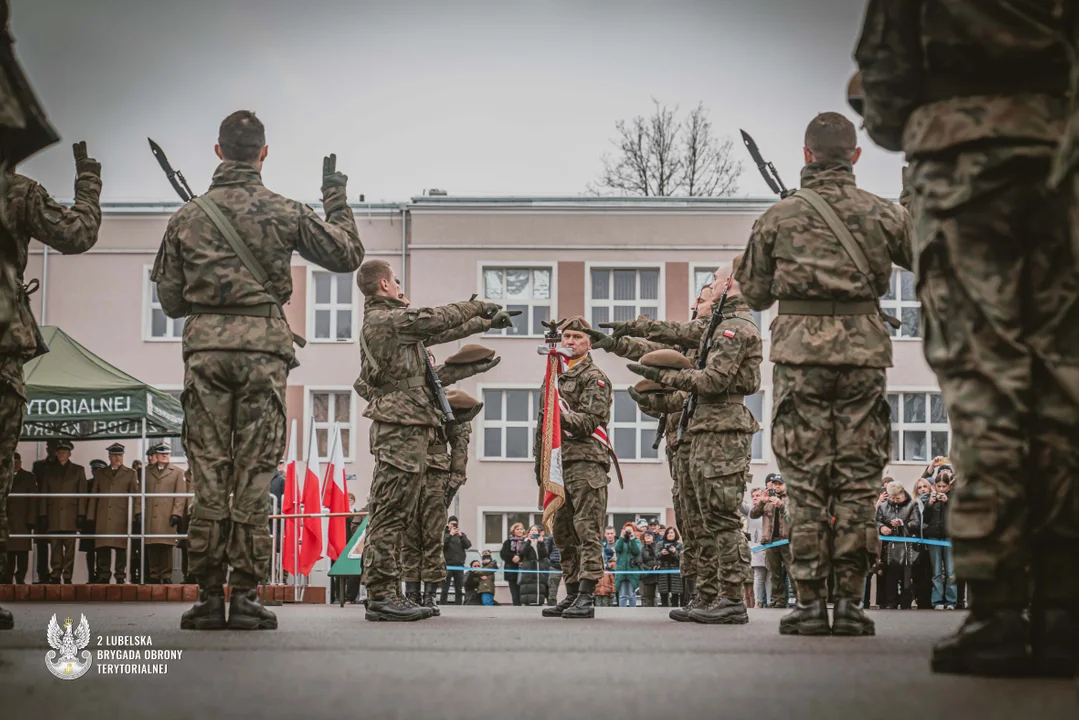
[
  {"xmin": 931, "ymin": 609, "xmax": 1029, "ymax": 677},
  {"xmin": 1030, "ymin": 607, "xmax": 1078, "ymax": 678},
  {"xmin": 423, "ymin": 582, "xmax": 441, "ymax": 617},
  {"xmin": 779, "ymin": 600, "xmax": 831, "ymax": 636},
  {"xmin": 669, "ymin": 578, "xmax": 700, "ymax": 622},
  {"xmin": 403, "ymin": 582, "xmax": 435, "ymax": 619},
  {"xmin": 562, "ymin": 579, "xmax": 596, "ymax": 619},
  {"xmin": 0, "ymin": 605, "xmax": 13, "ymax": 630},
  {"xmin": 831, "ymin": 599, "xmax": 875, "ymax": 636},
  {"xmin": 689, "ymin": 597, "xmax": 749, "ymax": 625},
  {"xmin": 366, "ymin": 594, "xmax": 430, "ymax": 622},
  {"xmin": 543, "ymin": 582, "xmax": 579, "ymax": 617},
  {"xmin": 227, "ymin": 588, "xmax": 278, "ymax": 630},
  {"xmin": 180, "ymin": 587, "xmax": 226, "ymax": 630}
]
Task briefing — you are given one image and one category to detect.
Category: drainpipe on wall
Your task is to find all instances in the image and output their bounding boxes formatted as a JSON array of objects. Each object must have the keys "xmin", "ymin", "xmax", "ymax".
[
  {"xmin": 40, "ymin": 245, "xmax": 48, "ymax": 324},
  {"xmin": 400, "ymin": 204, "xmax": 408, "ymax": 293}
]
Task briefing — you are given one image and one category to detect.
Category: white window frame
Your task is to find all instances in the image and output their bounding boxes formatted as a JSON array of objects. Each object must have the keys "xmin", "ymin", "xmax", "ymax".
[
  {"xmin": 887, "ymin": 387, "xmax": 951, "ymax": 465},
  {"xmin": 304, "ymin": 386, "xmax": 357, "ymax": 463},
  {"xmin": 610, "ymin": 385, "xmax": 662, "ymax": 463},
  {"xmin": 153, "ymin": 385, "xmax": 187, "ymax": 464},
  {"xmin": 306, "ymin": 267, "xmax": 359, "ymax": 343},
  {"xmin": 881, "ymin": 267, "xmax": 921, "ymax": 341},
  {"xmin": 586, "ymin": 262, "xmax": 665, "ymax": 329},
  {"xmin": 476, "ymin": 383, "xmax": 542, "ymax": 462},
  {"xmin": 747, "ymin": 390, "xmax": 769, "ymax": 464},
  {"xmin": 690, "ymin": 262, "xmax": 769, "ymax": 339},
  {"xmin": 142, "ymin": 265, "xmax": 184, "ymax": 342},
  {"xmin": 476, "ymin": 261, "xmax": 557, "ymax": 338},
  {"xmin": 604, "ymin": 507, "xmax": 669, "ymax": 531},
  {"xmin": 476, "ymin": 506, "xmax": 548, "ymax": 586}
]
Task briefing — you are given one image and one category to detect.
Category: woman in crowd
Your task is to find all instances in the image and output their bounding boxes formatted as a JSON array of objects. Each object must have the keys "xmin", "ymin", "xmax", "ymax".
[
  {"xmin": 517, "ymin": 524, "xmax": 549, "ymax": 606},
  {"xmin": 594, "ymin": 556, "xmax": 617, "ymax": 606},
  {"xmin": 922, "ymin": 471, "xmax": 957, "ymax": 610},
  {"xmin": 911, "ymin": 478, "xmax": 934, "ymax": 610},
  {"xmin": 655, "ymin": 526, "xmax": 683, "ymax": 607},
  {"xmin": 747, "ymin": 487, "xmax": 768, "ymax": 608},
  {"xmin": 464, "ymin": 551, "xmax": 499, "ymax": 606},
  {"xmin": 639, "ymin": 531, "xmax": 659, "ymax": 607},
  {"xmin": 500, "ymin": 523, "xmax": 527, "ymax": 606},
  {"xmin": 876, "ymin": 480, "xmax": 923, "ymax": 610},
  {"xmin": 614, "ymin": 522, "xmax": 642, "ymax": 607}
]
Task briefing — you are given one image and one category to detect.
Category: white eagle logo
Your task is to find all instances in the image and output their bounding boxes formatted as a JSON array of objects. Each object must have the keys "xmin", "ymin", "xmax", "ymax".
[{"xmin": 45, "ymin": 614, "xmax": 92, "ymax": 680}]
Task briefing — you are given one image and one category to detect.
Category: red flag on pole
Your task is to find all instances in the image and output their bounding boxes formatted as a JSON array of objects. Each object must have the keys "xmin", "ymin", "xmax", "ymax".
[
  {"xmin": 281, "ymin": 420, "xmax": 299, "ymax": 577},
  {"xmin": 322, "ymin": 423, "xmax": 349, "ymax": 560},
  {"xmin": 538, "ymin": 345, "xmax": 569, "ymax": 533},
  {"xmin": 299, "ymin": 423, "xmax": 324, "ymax": 575}
]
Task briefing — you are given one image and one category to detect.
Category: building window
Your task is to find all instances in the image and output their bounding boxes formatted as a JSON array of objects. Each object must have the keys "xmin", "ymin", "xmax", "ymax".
[
  {"xmin": 611, "ymin": 389, "xmax": 660, "ymax": 461},
  {"xmin": 482, "ymin": 266, "xmax": 552, "ymax": 336},
  {"xmin": 881, "ymin": 268, "xmax": 920, "ymax": 339},
  {"xmin": 310, "ymin": 271, "xmax": 356, "ymax": 342},
  {"xmin": 308, "ymin": 390, "xmax": 353, "ymax": 461},
  {"xmin": 159, "ymin": 389, "xmax": 186, "ymax": 463},
  {"xmin": 481, "ymin": 388, "xmax": 541, "ymax": 459},
  {"xmin": 888, "ymin": 391, "xmax": 950, "ymax": 463},
  {"xmin": 692, "ymin": 264, "xmax": 765, "ymax": 331},
  {"xmin": 145, "ymin": 269, "xmax": 184, "ymax": 340},
  {"xmin": 591, "ymin": 267, "xmax": 660, "ymax": 329},
  {"xmin": 747, "ymin": 392, "xmax": 765, "ymax": 461}
]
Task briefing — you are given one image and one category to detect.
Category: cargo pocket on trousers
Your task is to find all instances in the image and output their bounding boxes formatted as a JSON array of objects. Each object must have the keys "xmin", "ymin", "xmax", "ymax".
[
  {"xmin": 790, "ymin": 524, "xmax": 819, "ymax": 563},
  {"xmin": 948, "ymin": 483, "xmax": 998, "ymax": 540},
  {"xmin": 187, "ymin": 522, "xmax": 210, "ymax": 555},
  {"xmin": 252, "ymin": 532, "xmax": 272, "ymax": 568}
]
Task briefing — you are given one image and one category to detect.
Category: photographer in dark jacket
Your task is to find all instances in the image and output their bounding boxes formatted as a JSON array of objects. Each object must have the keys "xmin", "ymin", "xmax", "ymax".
[
  {"xmin": 639, "ymin": 531, "xmax": 659, "ymax": 607},
  {"xmin": 440, "ymin": 516, "xmax": 471, "ymax": 605},
  {"xmin": 876, "ymin": 481, "xmax": 923, "ymax": 610},
  {"xmin": 517, "ymin": 525, "xmax": 549, "ymax": 606},
  {"xmin": 923, "ymin": 469, "xmax": 957, "ymax": 610}
]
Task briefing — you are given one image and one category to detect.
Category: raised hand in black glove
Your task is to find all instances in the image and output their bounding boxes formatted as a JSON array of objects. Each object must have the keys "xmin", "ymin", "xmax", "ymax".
[
  {"xmin": 169, "ymin": 515, "xmax": 181, "ymax": 528},
  {"xmin": 471, "ymin": 357, "xmax": 501, "ymax": 375},
  {"xmin": 627, "ymin": 363, "xmax": 665, "ymax": 383},
  {"xmin": 489, "ymin": 310, "xmax": 523, "ymax": 330},
  {"xmin": 584, "ymin": 328, "xmax": 615, "ymax": 351},
  {"xmin": 598, "ymin": 319, "xmax": 641, "ymax": 339},
  {"xmin": 454, "ymin": 401, "xmax": 485, "ymax": 424},
  {"xmin": 478, "ymin": 301, "xmax": 503, "ymax": 319},
  {"xmin": 321, "ymin": 153, "xmax": 348, "ymax": 193},
  {"xmin": 72, "ymin": 141, "xmax": 101, "ymax": 176}
]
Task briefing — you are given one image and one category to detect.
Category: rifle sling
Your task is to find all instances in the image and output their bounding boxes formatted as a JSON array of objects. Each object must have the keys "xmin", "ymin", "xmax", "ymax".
[
  {"xmin": 358, "ymin": 329, "xmax": 428, "ymax": 396},
  {"xmin": 793, "ymin": 189, "xmax": 871, "ymax": 275},
  {"xmin": 191, "ymin": 196, "xmax": 306, "ymax": 347}
]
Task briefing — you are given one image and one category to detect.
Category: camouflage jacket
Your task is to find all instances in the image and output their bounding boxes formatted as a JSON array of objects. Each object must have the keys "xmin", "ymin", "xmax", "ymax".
[
  {"xmin": 0, "ymin": 170, "xmax": 102, "ymax": 394},
  {"xmin": 152, "ymin": 161, "xmax": 364, "ymax": 361},
  {"xmin": 855, "ymin": 0, "xmax": 1068, "ymax": 158},
  {"xmin": 360, "ymin": 295, "xmax": 491, "ymax": 427},
  {"xmin": 735, "ymin": 162, "xmax": 912, "ymax": 368},
  {"xmin": 446, "ymin": 420, "xmax": 472, "ymax": 493},
  {"xmin": 634, "ymin": 296, "xmax": 762, "ymax": 435},
  {"xmin": 606, "ymin": 334, "xmax": 684, "ymax": 449},
  {"xmin": 535, "ymin": 353, "xmax": 612, "ymax": 468}
]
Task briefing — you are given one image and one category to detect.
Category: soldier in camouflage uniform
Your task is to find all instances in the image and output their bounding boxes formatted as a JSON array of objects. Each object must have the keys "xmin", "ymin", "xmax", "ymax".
[
  {"xmin": 538, "ymin": 317, "xmax": 613, "ymax": 620},
  {"xmin": 356, "ymin": 258, "xmax": 501, "ymax": 621},
  {"xmin": 626, "ymin": 266, "xmax": 763, "ymax": 625},
  {"xmin": 735, "ymin": 112, "xmax": 911, "ymax": 636},
  {"xmin": 591, "ymin": 282, "xmax": 719, "ymax": 618},
  {"xmin": 857, "ymin": 0, "xmax": 1078, "ymax": 676},
  {"xmin": 153, "ymin": 111, "xmax": 364, "ymax": 630}
]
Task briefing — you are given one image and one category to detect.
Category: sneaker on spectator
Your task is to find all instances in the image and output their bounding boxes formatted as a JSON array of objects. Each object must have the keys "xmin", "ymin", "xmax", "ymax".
[
  {"xmin": 946, "ymin": 606, "xmax": 956, "ymax": 611},
  {"xmin": 935, "ymin": 605, "xmax": 945, "ymax": 611}
]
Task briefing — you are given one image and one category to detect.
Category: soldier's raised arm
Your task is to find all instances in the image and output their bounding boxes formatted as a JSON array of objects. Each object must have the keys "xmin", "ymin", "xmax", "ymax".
[
  {"xmin": 12, "ymin": 141, "xmax": 102, "ymax": 254},
  {"xmin": 152, "ymin": 220, "xmax": 188, "ymax": 318},
  {"xmin": 585, "ymin": 328, "xmax": 673, "ymax": 361},
  {"xmin": 293, "ymin": 154, "xmax": 364, "ymax": 273},
  {"xmin": 434, "ymin": 345, "xmax": 501, "ymax": 387},
  {"xmin": 628, "ymin": 321, "xmax": 751, "ymax": 396}
]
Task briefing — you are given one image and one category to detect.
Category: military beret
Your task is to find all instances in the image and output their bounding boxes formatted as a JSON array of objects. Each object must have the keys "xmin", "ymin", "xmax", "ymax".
[
  {"xmin": 55, "ymin": 439, "xmax": 74, "ymax": 451},
  {"xmin": 89, "ymin": 459, "xmax": 107, "ymax": 470},
  {"xmin": 444, "ymin": 344, "xmax": 496, "ymax": 365},
  {"xmin": 640, "ymin": 349, "xmax": 692, "ymax": 370},
  {"xmin": 106, "ymin": 442, "xmax": 125, "ymax": 455},
  {"xmin": 632, "ymin": 379, "xmax": 667, "ymax": 394},
  {"xmin": 847, "ymin": 72, "xmax": 864, "ymax": 116},
  {"xmin": 559, "ymin": 316, "xmax": 592, "ymax": 333},
  {"xmin": 446, "ymin": 389, "xmax": 481, "ymax": 410}
]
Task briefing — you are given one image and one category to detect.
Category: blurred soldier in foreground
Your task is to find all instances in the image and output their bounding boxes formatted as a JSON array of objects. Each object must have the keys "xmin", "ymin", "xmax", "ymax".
[
  {"xmin": 734, "ymin": 112, "xmax": 911, "ymax": 637},
  {"xmin": 857, "ymin": 0, "xmax": 1077, "ymax": 677},
  {"xmin": 153, "ymin": 110, "xmax": 364, "ymax": 629},
  {"xmin": 0, "ymin": 452, "xmax": 35, "ymax": 584}
]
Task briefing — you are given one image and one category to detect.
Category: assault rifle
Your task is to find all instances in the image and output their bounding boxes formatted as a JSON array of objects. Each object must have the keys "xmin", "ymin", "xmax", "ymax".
[
  {"xmin": 652, "ymin": 306, "xmax": 697, "ymax": 450},
  {"xmin": 676, "ymin": 276, "xmax": 733, "ymax": 442},
  {"xmin": 740, "ymin": 130, "xmax": 794, "ymax": 199},
  {"xmin": 423, "ymin": 342, "xmax": 455, "ymax": 435}
]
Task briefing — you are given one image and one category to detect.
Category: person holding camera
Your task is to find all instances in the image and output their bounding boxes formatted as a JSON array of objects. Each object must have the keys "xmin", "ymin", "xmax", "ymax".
[
  {"xmin": 923, "ymin": 469, "xmax": 957, "ymax": 610},
  {"xmin": 464, "ymin": 552, "xmax": 498, "ymax": 606},
  {"xmin": 500, "ymin": 523, "xmax": 527, "ymax": 606},
  {"xmin": 615, "ymin": 522, "xmax": 643, "ymax": 607},
  {"xmin": 518, "ymin": 525, "xmax": 550, "ymax": 606},
  {"xmin": 440, "ymin": 516, "xmax": 471, "ymax": 605},
  {"xmin": 656, "ymin": 527, "xmax": 684, "ymax": 607},
  {"xmin": 876, "ymin": 481, "xmax": 923, "ymax": 609},
  {"xmin": 750, "ymin": 474, "xmax": 792, "ymax": 608},
  {"xmin": 639, "ymin": 531, "xmax": 660, "ymax": 606}
]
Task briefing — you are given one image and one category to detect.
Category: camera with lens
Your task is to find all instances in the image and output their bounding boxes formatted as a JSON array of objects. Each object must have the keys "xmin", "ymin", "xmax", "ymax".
[{"xmin": 768, "ymin": 488, "xmax": 777, "ymax": 498}]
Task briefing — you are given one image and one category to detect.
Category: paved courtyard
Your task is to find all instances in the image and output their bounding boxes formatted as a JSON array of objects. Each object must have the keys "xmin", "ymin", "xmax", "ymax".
[{"xmin": 0, "ymin": 604, "xmax": 1075, "ymax": 720}]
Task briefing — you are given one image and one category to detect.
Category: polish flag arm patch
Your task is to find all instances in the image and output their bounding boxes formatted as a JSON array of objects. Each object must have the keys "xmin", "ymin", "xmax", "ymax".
[
  {"xmin": 723, "ymin": 329, "xmax": 736, "ymax": 339},
  {"xmin": 597, "ymin": 379, "xmax": 606, "ymax": 387}
]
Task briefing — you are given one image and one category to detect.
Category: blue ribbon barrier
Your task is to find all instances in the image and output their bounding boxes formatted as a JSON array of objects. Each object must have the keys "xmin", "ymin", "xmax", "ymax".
[{"xmin": 880, "ymin": 536, "xmax": 952, "ymax": 547}]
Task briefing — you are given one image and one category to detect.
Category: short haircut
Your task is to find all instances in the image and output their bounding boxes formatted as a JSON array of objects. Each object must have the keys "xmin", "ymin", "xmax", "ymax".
[
  {"xmin": 886, "ymin": 480, "xmax": 905, "ymax": 497},
  {"xmin": 357, "ymin": 259, "xmax": 393, "ymax": 296},
  {"xmin": 218, "ymin": 111, "xmax": 266, "ymax": 163},
  {"xmin": 804, "ymin": 112, "xmax": 857, "ymax": 163}
]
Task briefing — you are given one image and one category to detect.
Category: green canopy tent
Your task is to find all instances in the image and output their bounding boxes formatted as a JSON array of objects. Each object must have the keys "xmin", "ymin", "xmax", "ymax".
[{"xmin": 20, "ymin": 326, "xmax": 183, "ymax": 440}]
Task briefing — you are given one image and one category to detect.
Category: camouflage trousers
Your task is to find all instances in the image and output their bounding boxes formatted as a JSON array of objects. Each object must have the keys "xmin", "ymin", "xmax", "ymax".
[
  {"xmin": 552, "ymin": 461, "xmax": 609, "ymax": 584},
  {"xmin": 362, "ymin": 422, "xmax": 432, "ymax": 598},
  {"xmin": 182, "ymin": 351, "xmax": 287, "ymax": 592},
  {"xmin": 400, "ymin": 464, "xmax": 448, "ymax": 584},
  {"xmin": 0, "ymin": 376, "xmax": 23, "ymax": 548},
  {"xmin": 689, "ymin": 430, "xmax": 752, "ymax": 601},
  {"xmin": 910, "ymin": 147, "xmax": 1079, "ymax": 607},
  {"xmin": 667, "ymin": 442, "xmax": 702, "ymax": 581},
  {"xmin": 771, "ymin": 364, "xmax": 888, "ymax": 603}
]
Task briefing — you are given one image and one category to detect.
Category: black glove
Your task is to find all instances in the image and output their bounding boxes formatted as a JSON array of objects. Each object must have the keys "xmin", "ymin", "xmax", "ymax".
[
  {"xmin": 77, "ymin": 515, "xmax": 86, "ymax": 532},
  {"xmin": 478, "ymin": 301, "xmax": 503, "ymax": 319},
  {"xmin": 37, "ymin": 516, "xmax": 48, "ymax": 533},
  {"xmin": 169, "ymin": 515, "xmax": 181, "ymax": 528},
  {"xmin": 470, "ymin": 357, "xmax": 501, "ymax": 375},
  {"xmin": 627, "ymin": 363, "xmax": 665, "ymax": 383},
  {"xmin": 134, "ymin": 514, "xmax": 141, "ymax": 527},
  {"xmin": 489, "ymin": 309, "xmax": 523, "ymax": 330},
  {"xmin": 627, "ymin": 386, "xmax": 647, "ymax": 405},
  {"xmin": 598, "ymin": 320, "xmax": 639, "ymax": 339},
  {"xmin": 455, "ymin": 401, "xmax": 485, "ymax": 423},
  {"xmin": 73, "ymin": 141, "xmax": 101, "ymax": 176},
  {"xmin": 444, "ymin": 484, "xmax": 459, "ymax": 509},
  {"xmin": 321, "ymin": 153, "xmax": 348, "ymax": 193},
  {"xmin": 585, "ymin": 328, "xmax": 615, "ymax": 351}
]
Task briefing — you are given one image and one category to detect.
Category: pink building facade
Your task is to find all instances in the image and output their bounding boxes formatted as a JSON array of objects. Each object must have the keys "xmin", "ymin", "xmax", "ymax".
[{"xmin": 17, "ymin": 195, "xmax": 945, "ymax": 563}]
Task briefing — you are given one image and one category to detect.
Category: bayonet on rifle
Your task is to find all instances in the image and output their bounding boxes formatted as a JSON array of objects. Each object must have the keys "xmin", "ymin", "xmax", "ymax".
[
  {"xmin": 148, "ymin": 138, "xmax": 196, "ymax": 202},
  {"xmin": 740, "ymin": 130, "xmax": 793, "ymax": 199}
]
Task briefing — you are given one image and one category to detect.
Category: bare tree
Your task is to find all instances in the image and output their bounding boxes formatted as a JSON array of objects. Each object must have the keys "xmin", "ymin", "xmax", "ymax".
[{"xmin": 591, "ymin": 100, "xmax": 743, "ymax": 197}]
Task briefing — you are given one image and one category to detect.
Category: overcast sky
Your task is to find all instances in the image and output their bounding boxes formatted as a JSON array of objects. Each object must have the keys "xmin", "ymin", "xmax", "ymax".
[{"xmin": 12, "ymin": 0, "xmax": 899, "ymax": 204}]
